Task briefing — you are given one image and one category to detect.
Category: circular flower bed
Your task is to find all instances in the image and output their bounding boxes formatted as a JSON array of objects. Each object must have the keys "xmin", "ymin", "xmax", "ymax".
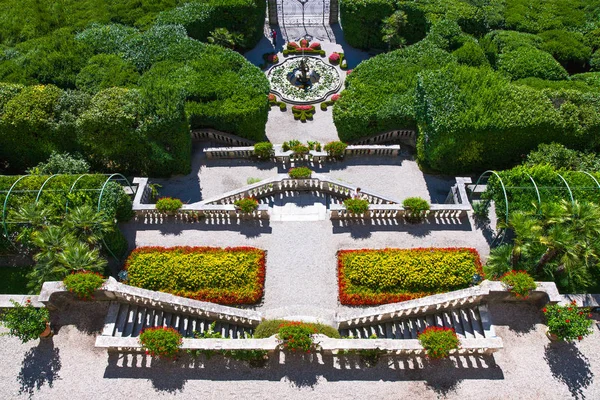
[{"xmin": 268, "ymin": 56, "xmax": 342, "ymax": 104}]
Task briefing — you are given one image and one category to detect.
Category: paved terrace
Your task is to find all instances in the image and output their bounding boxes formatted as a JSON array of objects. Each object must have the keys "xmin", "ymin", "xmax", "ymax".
[{"xmin": 1, "ymin": 301, "xmax": 598, "ymax": 399}]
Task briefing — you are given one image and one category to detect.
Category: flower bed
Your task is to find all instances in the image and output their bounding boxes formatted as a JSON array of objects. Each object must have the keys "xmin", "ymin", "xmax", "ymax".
[
  {"xmin": 125, "ymin": 246, "xmax": 266, "ymax": 304},
  {"xmin": 268, "ymin": 57, "xmax": 342, "ymax": 103},
  {"xmin": 338, "ymin": 248, "xmax": 483, "ymax": 305},
  {"xmin": 292, "ymin": 105, "xmax": 315, "ymax": 121}
]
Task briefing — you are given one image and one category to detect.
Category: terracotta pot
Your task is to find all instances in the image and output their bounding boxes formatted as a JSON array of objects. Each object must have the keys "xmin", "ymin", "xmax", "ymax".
[
  {"xmin": 39, "ymin": 322, "xmax": 52, "ymax": 338},
  {"xmin": 546, "ymin": 328, "xmax": 559, "ymax": 341}
]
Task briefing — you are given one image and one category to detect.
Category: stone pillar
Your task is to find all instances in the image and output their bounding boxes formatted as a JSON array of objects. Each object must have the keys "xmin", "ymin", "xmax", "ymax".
[
  {"xmin": 329, "ymin": 0, "xmax": 339, "ymax": 24},
  {"xmin": 268, "ymin": 0, "xmax": 278, "ymax": 25}
]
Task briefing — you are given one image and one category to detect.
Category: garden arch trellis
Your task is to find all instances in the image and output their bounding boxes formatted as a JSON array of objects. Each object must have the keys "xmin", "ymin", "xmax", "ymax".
[
  {"xmin": 471, "ymin": 169, "xmax": 600, "ymax": 245},
  {"xmin": 1, "ymin": 173, "xmax": 133, "ymax": 259}
]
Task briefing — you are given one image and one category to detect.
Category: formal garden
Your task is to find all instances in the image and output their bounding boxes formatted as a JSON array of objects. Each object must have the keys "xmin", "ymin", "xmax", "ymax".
[{"xmin": 0, "ymin": 0, "xmax": 600, "ymax": 398}]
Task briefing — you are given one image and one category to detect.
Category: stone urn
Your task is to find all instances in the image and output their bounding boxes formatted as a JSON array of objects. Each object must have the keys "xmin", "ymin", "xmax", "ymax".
[
  {"xmin": 39, "ymin": 322, "xmax": 53, "ymax": 338},
  {"xmin": 546, "ymin": 328, "xmax": 559, "ymax": 341}
]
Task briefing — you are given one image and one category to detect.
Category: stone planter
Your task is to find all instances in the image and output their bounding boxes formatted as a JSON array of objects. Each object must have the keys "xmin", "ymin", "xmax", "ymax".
[{"xmin": 546, "ymin": 328, "xmax": 559, "ymax": 341}]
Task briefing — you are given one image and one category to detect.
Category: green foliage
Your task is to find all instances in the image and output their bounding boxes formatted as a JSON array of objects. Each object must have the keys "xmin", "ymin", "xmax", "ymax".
[
  {"xmin": 339, "ymin": 0, "xmax": 395, "ymax": 50},
  {"xmin": 234, "ymin": 197, "xmax": 258, "ymax": 213},
  {"xmin": 539, "ymin": 30, "xmax": 592, "ymax": 73},
  {"xmin": 338, "ymin": 248, "xmax": 482, "ymax": 305},
  {"xmin": 544, "ymin": 302, "xmax": 593, "ymax": 341},
  {"xmin": 524, "ymin": 143, "xmax": 600, "ymax": 171},
  {"xmin": 277, "ymin": 322, "xmax": 317, "ymax": 353},
  {"xmin": 291, "ymin": 105, "xmax": 315, "ymax": 122},
  {"xmin": 124, "ymin": 246, "xmax": 266, "ymax": 304},
  {"xmin": 402, "ymin": 197, "xmax": 430, "ymax": 222},
  {"xmin": 0, "ymin": 266, "xmax": 33, "ymax": 294},
  {"xmin": 207, "ymin": 28, "xmax": 243, "ymax": 50},
  {"xmin": 381, "ymin": 10, "xmax": 407, "ymax": 51},
  {"xmin": 102, "ymin": 228, "xmax": 129, "ymax": 259},
  {"xmin": 27, "ymin": 152, "xmax": 90, "ymax": 175},
  {"xmin": 253, "ymin": 142, "xmax": 274, "ymax": 159},
  {"xmin": 139, "ymin": 326, "xmax": 183, "ymax": 359},
  {"xmin": 1, "ymin": 299, "xmax": 50, "ymax": 343},
  {"xmin": 288, "ymin": 167, "xmax": 312, "ymax": 179},
  {"xmin": 63, "ymin": 271, "xmax": 105, "ymax": 300},
  {"xmin": 155, "ymin": 197, "xmax": 182, "ymax": 213},
  {"xmin": 453, "ymin": 41, "xmax": 488, "ymax": 67},
  {"xmin": 324, "ymin": 141, "xmax": 347, "ymax": 158},
  {"xmin": 76, "ymin": 54, "xmax": 139, "ymax": 93},
  {"xmin": 497, "ymin": 47, "xmax": 569, "ymax": 80},
  {"xmin": 418, "ymin": 327, "xmax": 459, "ymax": 359},
  {"xmin": 343, "ymin": 198, "xmax": 370, "ymax": 214},
  {"xmin": 254, "ymin": 319, "xmax": 341, "ymax": 339},
  {"xmin": 222, "ymin": 349, "xmax": 268, "ymax": 367},
  {"xmin": 500, "ymin": 270, "xmax": 537, "ymax": 298}
]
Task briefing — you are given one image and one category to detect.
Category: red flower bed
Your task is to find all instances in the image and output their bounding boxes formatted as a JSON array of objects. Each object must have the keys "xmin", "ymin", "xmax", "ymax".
[
  {"xmin": 300, "ymin": 39, "xmax": 309, "ymax": 48},
  {"xmin": 310, "ymin": 42, "xmax": 321, "ymax": 50},
  {"xmin": 125, "ymin": 246, "xmax": 266, "ymax": 305},
  {"xmin": 268, "ymin": 93, "xmax": 276, "ymax": 102},
  {"xmin": 331, "ymin": 94, "xmax": 340, "ymax": 101},
  {"xmin": 329, "ymin": 52, "xmax": 340, "ymax": 64},
  {"xmin": 292, "ymin": 105, "xmax": 314, "ymax": 111},
  {"xmin": 288, "ymin": 42, "xmax": 299, "ymax": 48},
  {"xmin": 338, "ymin": 248, "xmax": 484, "ymax": 306}
]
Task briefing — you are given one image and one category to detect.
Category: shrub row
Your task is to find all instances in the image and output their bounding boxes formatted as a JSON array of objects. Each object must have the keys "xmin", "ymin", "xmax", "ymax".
[
  {"xmin": 254, "ymin": 319, "xmax": 341, "ymax": 339},
  {"xmin": 338, "ymin": 248, "xmax": 483, "ymax": 306},
  {"xmin": 124, "ymin": 246, "xmax": 266, "ymax": 305}
]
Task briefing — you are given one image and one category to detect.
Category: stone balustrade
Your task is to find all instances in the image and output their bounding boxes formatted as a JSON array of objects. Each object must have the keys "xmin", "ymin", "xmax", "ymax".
[
  {"xmin": 190, "ymin": 128, "xmax": 256, "ymax": 146},
  {"xmin": 132, "ymin": 204, "xmax": 269, "ymax": 224},
  {"xmin": 94, "ymin": 334, "xmax": 503, "ymax": 355},
  {"xmin": 0, "ymin": 295, "xmax": 44, "ymax": 308},
  {"xmin": 38, "ymin": 278, "xmax": 263, "ymax": 326},
  {"xmin": 204, "ymin": 144, "xmax": 401, "ymax": 161},
  {"xmin": 330, "ymin": 203, "xmax": 471, "ymax": 220},
  {"xmin": 350, "ymin": 129, "xmax": 417, "ymax": 146}
]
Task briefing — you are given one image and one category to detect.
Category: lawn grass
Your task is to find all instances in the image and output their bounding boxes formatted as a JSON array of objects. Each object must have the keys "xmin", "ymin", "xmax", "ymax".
[{"xmin": 338, "ymin": 248, "xmax": 483, "ymax": 306}]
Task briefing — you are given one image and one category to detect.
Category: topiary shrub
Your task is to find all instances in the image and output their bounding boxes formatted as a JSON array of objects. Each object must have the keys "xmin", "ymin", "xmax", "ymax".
[
  {"xmin": 324, "ymin": 141, "xmax": 347, "ymax": 158},
  {"xmin": 234, "ymin": 197, "xmax": 259, "ymax": 213},
  {"xmin": 288, "ymin": 167, "xmax": 312, "ymax": 179},
  {"xmin": 1, "ymin": 300, "xmax": 50, "ymax": 343},
  {"xmin": 292, "ymin": 105, "xmax": 315, "ymax": 122},
  {"xmin": 63, "ymin": 271, "xmax": 105, "ymax": 300},
  {"xmin": 497, "ymin": 47, "xmax": 569, "ymax": 80},
  {"xmin": 402, "ymin": 197, "xmax": 430, "ymax": 222},
  {"xmin": 139, "ymin": 327, "xmax": 183, "ymax": 359},
  {"xmin": 254, "ymin": 142, "xmax": 274, "ymax": 159},
  {"xmin": 329, "ymin": 52, "xmax": 341, "ymax": 64},
  {"xmin": 500, "ymin": 270, "xmax": 537, "ymax": 299},
  {"xmin": 453, "ymin": 41, "xmax": 488, "ymax": 67},
  {"xmin": 155, "ymin": 197, "xmax": 183, "ymax": 214},
  {"xmin": 418, "ymin": 327, "xmax": 459, "ymax": 359},
  {"xmin": 343, "ymin": 198, "xmax": 369, "ymax": 214},
  {"xmin": 543, "ymin": 301, "xmax": 594, "ymax": 342}
]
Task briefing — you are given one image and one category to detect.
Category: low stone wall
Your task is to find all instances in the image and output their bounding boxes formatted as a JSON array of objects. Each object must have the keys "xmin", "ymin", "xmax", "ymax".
[
  {"xmin": 94, "ymin": 334, "xmax": 504, "ymax": 355},
  {"xmin": 0, "ymin": 295, "xmax": 44, "ymax": 308},
  {"xmin": 190, "ymin": 128, "xmax": 255, "ymax": 146},
  {"xmin": 204, "ymin": 144, "xmax": 401, "ymax": 162}
]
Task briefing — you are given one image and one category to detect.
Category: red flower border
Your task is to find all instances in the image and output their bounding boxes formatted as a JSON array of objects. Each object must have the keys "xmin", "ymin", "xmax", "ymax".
[
  {"xmin": 338, "ymin": 247, "xmax": 484, "ymax": 306},
  {"xmin": 124, "ymin": 246, "xmax": 266, "ymax": 305}
]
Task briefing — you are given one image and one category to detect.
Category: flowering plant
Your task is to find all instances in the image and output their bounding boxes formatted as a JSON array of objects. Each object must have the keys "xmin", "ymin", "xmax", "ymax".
[
  {"xmin": 309, "ymin": 42, "xmax": 321, "ymax": 50},
  {"xmin": 346, "ymin": 69, "xmax": 353, "ymax": 75},
  {"xmin": 234, "ymin": 197, "xmax": 259, "ymax": 213},
  {"xmin": 543, "ymin": 301, "xmax": 593, "ymax": 341},
  {"xmin": 287, "ymin": 42, "xmax": 299, "ymax": 49},
  {"xmin": 139, "ymin": 327, "xmax": 183, "ymax": 359},
  {"xmin": 288, "ymin": 167, "xmax": 312, "ymax": 179},
  {"xmin": 268, "ymin": 93, "xmax": 276, "ymax": 102},
  {"xmin": 63, "ymin": 271, "xmax": 105, "ymax": 300},
  {"xmin": 329, "ymin": 52, "xmax": 340, "ymax": 64},
  {"xmin": 267, "ymin": 54, "xmax": 279, "ymax": 63},
  {"xmin": 501, "ymin": 270, "xmax": 536, "ymax": 299},
  {"xmin": 155, "ymin": 197, "xmax": 183, "ymax": 213},
  {"xmin": 277, "ymin": 322, "xmax": 317, "ymax": 352},
  {"xmin": 418, "ymin": 327, "xmax": 459, "ymax": 359},
  {"xmin": 331, "ymin": 94, "xmax": 340, "ymax": 101},
  {"xmin": 1, "ymin": 300, "xmax": 50, "ymax": 343},
  {"xmin": 300, "ymin": 39, "xmax": 309, "ymax": 48}
]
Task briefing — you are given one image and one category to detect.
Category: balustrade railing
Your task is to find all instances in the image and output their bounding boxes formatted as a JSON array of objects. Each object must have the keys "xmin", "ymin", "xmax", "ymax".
[{"xmin": 191, "ymin": 128, "xmax": 256, "ymax": 146}]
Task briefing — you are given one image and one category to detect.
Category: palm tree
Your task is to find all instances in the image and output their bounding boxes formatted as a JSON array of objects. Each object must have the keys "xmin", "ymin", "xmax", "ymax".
[
  {"xmin": 64, "ymin": 205, "xmax": 113, "ymax": 245},
  {"xmin": 483, "ymin": 244, "xmax": 514, "ymax": 278},
  {"xmin": 57, "ymin": 242, "xmax": 107, "ymax": 274},
  {"xmin": 505, "ymin": 211, "xmax": 542, "ymax": 267},
  {"xmin": 9, "ymin": 203, "xmax": 51, "ymax": 229},
  {"xmin": 31, "ymin": 225, "xmax": 76, "ymax": 262}
]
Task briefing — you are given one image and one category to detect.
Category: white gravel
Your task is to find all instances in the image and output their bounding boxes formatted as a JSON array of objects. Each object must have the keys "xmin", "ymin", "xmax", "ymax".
[{"xmin": 1, "ymin": 301, "xmax": 599, "ymax": 399}]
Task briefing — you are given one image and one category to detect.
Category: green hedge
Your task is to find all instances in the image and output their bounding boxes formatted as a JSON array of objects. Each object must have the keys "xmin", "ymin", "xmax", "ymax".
[
  {"xmin": 124, "ymin": 246, "xmax": 266, "ymax": 305},
  {"xmin": 333, "ymin": 40, "xmax": 453, "ymax": 142},
  {"xmin": 415, "ymin": 65, "xmax": 600, "ymax": 173},
  {"xmin": 339, "ymin": 0, "xmax": 395, "ymax": 50},
  {"xmin": 254, "ymin": 319, "xmax": 341, "ymax": 339},
  {"xmin": 497, "ymin": 47, "xmax": 569, "ymax": 81}
]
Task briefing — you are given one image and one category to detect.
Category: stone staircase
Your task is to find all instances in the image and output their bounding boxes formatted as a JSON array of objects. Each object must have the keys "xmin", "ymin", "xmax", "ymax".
[
  {"xmin": 102, "ymin": 302, "xmax": 255, "ymax": 339},
  {"xmin": 339, "ymin": 304, "xmax": 494, "ymax": 340}
]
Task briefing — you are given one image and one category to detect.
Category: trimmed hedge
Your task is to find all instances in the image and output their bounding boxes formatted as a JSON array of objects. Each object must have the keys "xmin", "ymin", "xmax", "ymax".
[
  {"xmin": 338, "ymin": 248, "xmax": 483, "ymax": 305},
  {"xmin": 254, "ymin": 319, "xmax": 341, "ymax": 339},
  {"xmin": 124, "ymin": 246, "xmax": 266, "ymax": 305}
]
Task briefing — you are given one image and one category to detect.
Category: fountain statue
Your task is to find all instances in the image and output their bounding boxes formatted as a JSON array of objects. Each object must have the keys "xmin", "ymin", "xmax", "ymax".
[{"xmin": 290, "ymin": 57, "xmax": 320, "ymax": 88}]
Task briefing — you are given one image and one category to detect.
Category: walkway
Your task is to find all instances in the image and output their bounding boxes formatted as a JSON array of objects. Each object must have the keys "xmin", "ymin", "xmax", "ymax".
[{"xmin": 1, "ymin": 301, "xmax": 598, "ymax": 399}]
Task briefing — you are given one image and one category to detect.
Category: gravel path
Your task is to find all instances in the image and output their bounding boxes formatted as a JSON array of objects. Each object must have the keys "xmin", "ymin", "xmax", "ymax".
[{"xmin": 1, "ymin": 302, "xmax": 598, "ymax": 399}]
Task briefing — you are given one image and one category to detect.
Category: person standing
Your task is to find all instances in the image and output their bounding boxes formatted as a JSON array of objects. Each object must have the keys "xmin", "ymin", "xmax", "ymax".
[{"xmin": 271, "ymin": 28, "xmax": 277, "ymax": 46}]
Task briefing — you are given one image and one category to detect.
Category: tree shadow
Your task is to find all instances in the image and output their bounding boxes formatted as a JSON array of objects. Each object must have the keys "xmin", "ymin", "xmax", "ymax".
[
  {"xmin": 18, "ymin": 337, "xmax": 61, "ymax": 397},
  {"xmin": 50, "ymin": 301, "xmax": 109, "ymax": 335},
  {"xmin": 544, "ymin": 341, "xmax": 594, "ymax": 399},
  {"xmin": 422, "ymin": 357, "xmax": 462, "ymax": 397}
]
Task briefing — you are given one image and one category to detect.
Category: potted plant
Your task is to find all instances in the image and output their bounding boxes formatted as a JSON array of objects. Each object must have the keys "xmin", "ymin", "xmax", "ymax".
[
  {"xmin": 501, "ymin": 270, "xmax": 537, "ymax": 299},
  {"xmin": 418, "ymin": 326, "xmax": 460, "ymax": 359},
  {"xmin": 63, "ymin": 271, "xmax": 105, "ymax": 300},
  {"xmin": 402, "ymin": 197, "xmax": 430, "ymax": 223},
  {"xmin": 1, "ymin": 299, "xmax": 51, "ymax": 342},
  {"xmin": 234, "ymin": 197, "xmax": 259, "ymax": 213},
  {"xmin": 288, "ymin": 167, "xmax": 312, "ymax": 179},
  {"xmin": 254, "ymin": 142, "xmax": 274, "ymax": 159},
  {"xmin": 155, "ymin": 197, "xmax": 183, "ymax": 215},
  {"xmin": 543, "ymin": 301, "xmax": 594, "ymax": 341},
  {"xmin": 139, "ymin": 326, "xmax": 183, "ymax": 359},
  {"xmin": 343, "ymin": 198, "xmax": 370, "ymax": 214},
  {"xmin": 277, "ymin": 322, "xmax": 317, "ymax": 353},
  {"xmin": 324, "ymin": 141, "xmax": 347, "ymax": 158}
]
